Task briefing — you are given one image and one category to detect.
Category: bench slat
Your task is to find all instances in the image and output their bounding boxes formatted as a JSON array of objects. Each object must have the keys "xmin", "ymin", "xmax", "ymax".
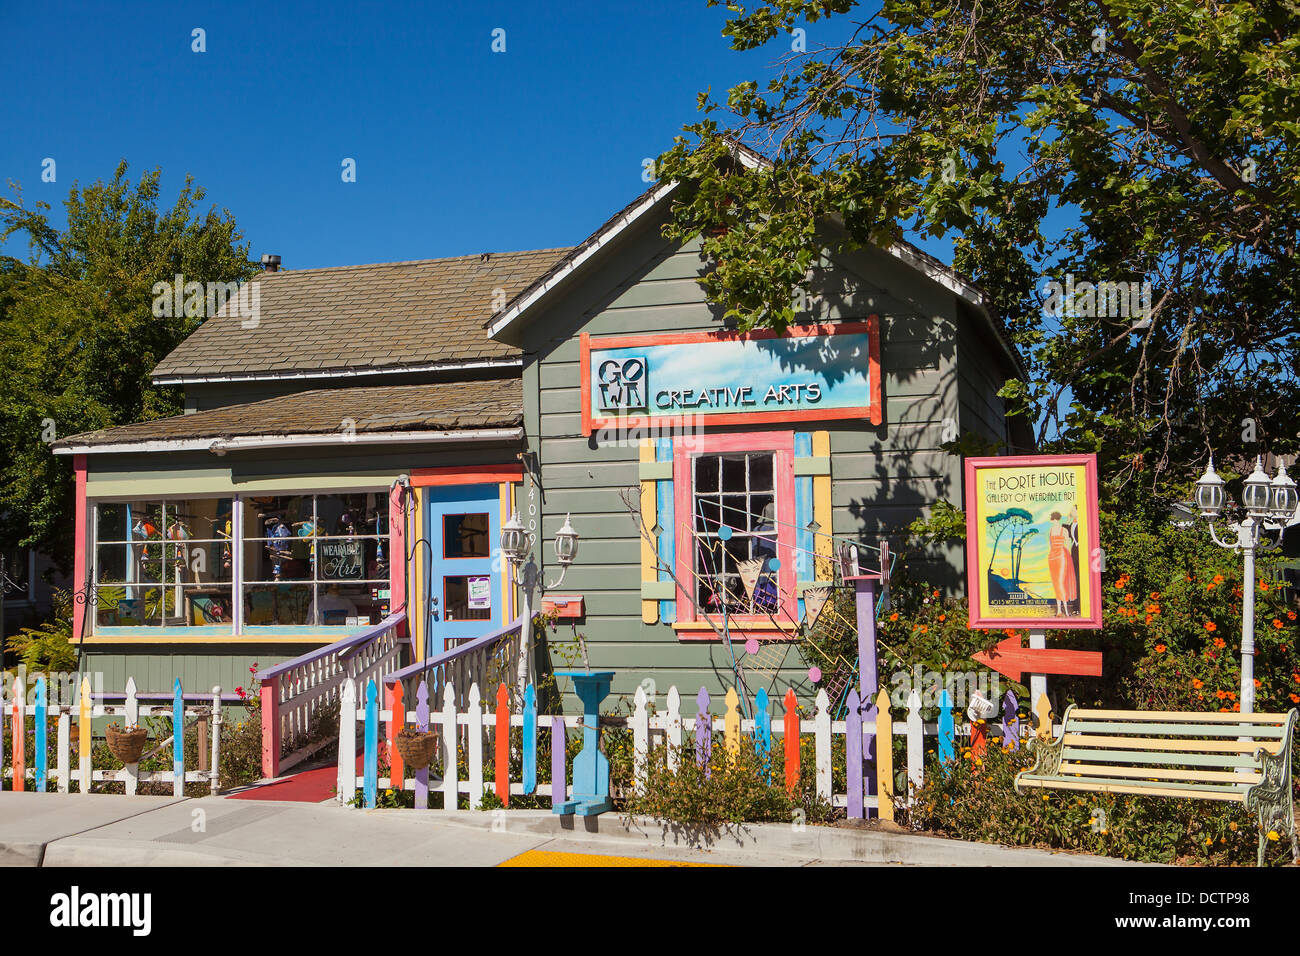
[
  {"xmin": 1057, "ymin": 761, "xmax": 1260, "ymax": 784},
  {"xmin": 1063, "ymin": 720, "xmax": 1286, "ymax": 738},
  {"xmin": 1060, "ymin": 747, "xmax": 1259, "ymax": 769},
  {"xmin": 1070, "ymin": 708, "xmax": 1290, "ymax": 724},
  {"xmin": 1017, "ymin": 775, "xmax": 1250, "ymax": 802},
  {"xmin": 1061, "ymin": 734, "xmax": 1283, "ymax": 755}
]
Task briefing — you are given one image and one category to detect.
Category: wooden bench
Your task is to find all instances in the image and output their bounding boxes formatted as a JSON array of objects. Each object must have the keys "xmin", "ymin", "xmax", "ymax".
[{"xmin": 1016, "ymin": 706, "xmax": 1298, "ymax": 865}]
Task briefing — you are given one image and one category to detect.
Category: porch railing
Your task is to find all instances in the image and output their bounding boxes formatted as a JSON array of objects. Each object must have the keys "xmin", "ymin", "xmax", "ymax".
[
  {"xmin": 384, "ymin": 617, "xmax": 522, "ymax": 712},
  {"xmin": 257, "ymin": 611, "xmax": 409, "ymax": 779}
]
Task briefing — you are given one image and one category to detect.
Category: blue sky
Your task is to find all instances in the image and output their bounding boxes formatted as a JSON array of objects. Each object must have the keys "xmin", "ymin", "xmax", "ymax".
[{"xmin": 1, "ymin": 0, "xmax": 838, "ymax": 269}]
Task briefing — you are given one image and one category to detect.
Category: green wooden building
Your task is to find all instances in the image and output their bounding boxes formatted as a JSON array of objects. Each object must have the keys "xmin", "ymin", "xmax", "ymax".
[{"xmin": 53, "ymin": 153, "xmax": 1027, "ymax": 707}]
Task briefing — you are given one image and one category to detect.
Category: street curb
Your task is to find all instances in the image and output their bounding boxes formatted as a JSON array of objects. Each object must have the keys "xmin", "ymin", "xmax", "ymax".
[{"xmin": 358, "ymin": 807, "xmax": 1157, "ymax": 867}]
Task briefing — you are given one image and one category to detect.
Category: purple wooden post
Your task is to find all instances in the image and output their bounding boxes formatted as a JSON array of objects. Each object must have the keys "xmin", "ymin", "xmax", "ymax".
[
  {"xmin": 1001, "ymin": 691, "xmax": 1019, "ymax": 751},
  {"xmin": 551, "ymin": 716, "xmax": 566, "ymax": 809},
  {"xmin": 852, "ymin": 576, "xmax": 880, "ymax": 817},
  {"xmin": 695, "ymin": 687, "xmax": 712, "ymax": 777},
  {"xmin": 415, "ymin": 681, "xmax": 429, "ymax": 808},
  {"xmin": 846, "ymin": 688, "xmax": 864, "ymax": 819}
]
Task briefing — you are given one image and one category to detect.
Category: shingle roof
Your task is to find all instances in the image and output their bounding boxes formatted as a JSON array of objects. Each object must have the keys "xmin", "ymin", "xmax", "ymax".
[
  {"xmin": 150, "ymin": 248, "xmax": 570, "ymax": 382},
  {"xmin": 53, "ymin": 380, "xmax": 522, "ymax": 450}
]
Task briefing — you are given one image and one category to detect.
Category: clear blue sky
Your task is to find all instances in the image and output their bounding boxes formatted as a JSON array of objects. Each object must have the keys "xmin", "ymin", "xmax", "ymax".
[{"xmin": 1, "ymin": 0, "xmax": 849, "ymax": 269}]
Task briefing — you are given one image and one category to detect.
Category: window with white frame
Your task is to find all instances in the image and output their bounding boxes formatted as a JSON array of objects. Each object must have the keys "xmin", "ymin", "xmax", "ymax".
[
  {"xmin": 91, "ymin": 491, "xmax": 390, "ymax": 630},
  {"xmin": 691, "ymin": 451, "xmax": 781, "ymax": 614}
]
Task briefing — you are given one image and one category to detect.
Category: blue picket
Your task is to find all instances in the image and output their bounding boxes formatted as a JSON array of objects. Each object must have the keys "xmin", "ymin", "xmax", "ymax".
[
  {"xmin": 34, "ymin": 677, "xmax": 47, "ymax": 792},
  {"xmin": 173, "ymin": 678, "xmax": 185, "ymax": 792},
  {"xmin": 522, "ymin": 683, "xmax": 537, "ymax": 794},
  {"xmin": 364, "ymin": 679, "xmax": 379, "ymax": 808},
  {"xmin": 846, "ymin": 688, "xmax": 863, "ymax": 818},
  {"xmin": 1001, "ymin": 690, "xmax": 1019, "ymax": 751},
  {"xmin": 938, "ymin": 689, "xmax": 955, "ymax": 764},
  {"xmin": 753, "ymin": 687, "xmax": 771, "ymax": 783},
  {"xmin": 695, "ymin": 687, "xmax": 712, "ymax": 776},
  {"xmin": 415, "ymin": 681, "xmax": 430, "ymax": 809}
]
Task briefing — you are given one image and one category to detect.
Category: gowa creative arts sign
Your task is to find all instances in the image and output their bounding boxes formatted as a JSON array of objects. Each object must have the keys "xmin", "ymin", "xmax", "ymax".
[
  {"xmin": 578, "ymin": 320, "xmax": 881, "ymax": 435},
  {"xmin": 964, "ymin": 454, "xmax": 1102, "ymax": 629}
]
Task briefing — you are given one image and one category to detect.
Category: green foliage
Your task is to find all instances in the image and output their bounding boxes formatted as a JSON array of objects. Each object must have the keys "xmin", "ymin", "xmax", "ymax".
[
  {"xmin": 5, "ymin": 587, "xmax": 77, "ymax": 672},
  {"xmin": 620, "ymin": 731, "xmax": 834, "ymax": 829},
  {"xmin": 909, "ymin": 738, "xmax": 1291, "ymax": 866},
  {"xmin": 0, "ymin": 163, "xmax": 256, "ymax": 572},
  {"xmin": 657, "ymin": 0, "xmax": 1300, "ymax": 477}
]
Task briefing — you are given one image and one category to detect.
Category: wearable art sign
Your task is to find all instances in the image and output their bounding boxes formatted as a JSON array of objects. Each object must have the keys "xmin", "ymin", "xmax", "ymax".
[
  {"xmin": 964, "ymin": 454, "xmax": 1102, "ymax": 629},
  {"xmin": 579, "ymin": 320, "xmax": 881, "ymax": 434}
]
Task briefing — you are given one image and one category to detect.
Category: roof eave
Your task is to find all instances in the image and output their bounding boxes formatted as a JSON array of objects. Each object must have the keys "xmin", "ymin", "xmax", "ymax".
[{"xmin": 52, "ymin": 426, "xmax": 524, "ymax": 457}]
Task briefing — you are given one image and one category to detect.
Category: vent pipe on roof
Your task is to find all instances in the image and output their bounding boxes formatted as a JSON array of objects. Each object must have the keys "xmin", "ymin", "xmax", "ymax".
[{"xmin": 261, "ymin": 254, "xmax": 281, "ymax": 273}]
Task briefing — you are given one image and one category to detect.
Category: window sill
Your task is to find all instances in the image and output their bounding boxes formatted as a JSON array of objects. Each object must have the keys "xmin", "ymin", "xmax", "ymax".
[
  {"xmin": 82, "ymin": 630, "xmax": 353, "ymax": 645},
  {"xmin": 671, "ymin": 621, "xmax": 800, "ymax": 642}
]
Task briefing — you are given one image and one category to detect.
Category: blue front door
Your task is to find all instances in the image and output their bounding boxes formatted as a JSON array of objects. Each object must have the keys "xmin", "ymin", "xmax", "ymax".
[{"xmin": 424, "ymin": 485, "xmax": 502, "ymax": 655}]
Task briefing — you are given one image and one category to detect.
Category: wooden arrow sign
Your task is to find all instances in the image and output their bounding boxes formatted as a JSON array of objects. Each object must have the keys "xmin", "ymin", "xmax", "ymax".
[{"xmin": 973, "ymin": 635, "xmax": 1103, "ymax": 682}]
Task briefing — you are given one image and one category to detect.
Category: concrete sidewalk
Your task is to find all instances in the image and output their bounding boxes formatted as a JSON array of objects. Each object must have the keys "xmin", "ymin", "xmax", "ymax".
[{"xmin": 0, "ymin": 792, "xmax": 1152, "ymax": 867}]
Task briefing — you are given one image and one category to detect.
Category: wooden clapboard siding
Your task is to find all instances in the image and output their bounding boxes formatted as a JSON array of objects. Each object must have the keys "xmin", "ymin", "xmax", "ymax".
[
  {"xmin": 82, "ymin": 648, "xmax": 294, "ymax": 699},
  {"xmin": 514, "ymin": 203, "xmax": 1019, "ymax": 711}
]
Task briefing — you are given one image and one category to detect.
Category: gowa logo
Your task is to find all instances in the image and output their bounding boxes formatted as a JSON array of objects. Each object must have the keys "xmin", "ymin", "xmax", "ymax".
[
  {"xmin": 50, "ymin": 886, "xmax": 151, "ymax": 936},
  {"xmin": 596, "ymin": 356, "xmax": 647, "ymax": 411}
]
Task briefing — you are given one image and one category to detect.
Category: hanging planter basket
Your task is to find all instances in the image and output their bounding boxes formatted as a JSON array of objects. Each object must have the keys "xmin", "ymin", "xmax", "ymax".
[
  {"xmin": 394, "ymin": 729, "xmax": 437, "ymax": 771},
  {"xmin": 106, "ymin": 724, "xmax": 148, "ymax": 764}
]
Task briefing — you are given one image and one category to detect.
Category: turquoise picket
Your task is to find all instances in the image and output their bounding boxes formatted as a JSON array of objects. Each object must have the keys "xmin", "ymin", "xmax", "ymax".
[
  {"xmin": 364, "ymin": 679, "xmax": 379, "ymax": 809},
  {"xmin": 938, "ymin": 689, "xmax": 955, "ymax": 764},
  {"xmin": 173, "ymin": 678, "xmax": 185, "ymax": 792},
  {"xmin": 34, "ymin": 677, "xmax": 47, "ymax": 792},
  {"xmin": 522, "ymin": 683, "xmax": 537, "ymax": 794},
  {"xmin": 753, "ymin": 687, "xmax": 771, "ymax": 783}
]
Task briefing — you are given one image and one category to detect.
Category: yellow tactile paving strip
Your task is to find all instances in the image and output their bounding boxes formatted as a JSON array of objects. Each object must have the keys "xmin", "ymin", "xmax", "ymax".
[{"xmin": 498, "ymin": 849, "xmax": 726, "ymax": 867}]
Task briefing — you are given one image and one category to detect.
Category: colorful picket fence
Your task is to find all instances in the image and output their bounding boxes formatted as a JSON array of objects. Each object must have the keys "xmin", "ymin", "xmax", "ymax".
[
  {"xmin": 1, "ymin": 676, "xmax": 223, "ymax": 796},
  {"xmin": 338, "ymin": 675, "xmax": 1054, "ymax": 815}
]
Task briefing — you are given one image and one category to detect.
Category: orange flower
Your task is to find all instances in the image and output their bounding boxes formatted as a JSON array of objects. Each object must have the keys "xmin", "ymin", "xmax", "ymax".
[
  {"xmin": 1214, "ymin": 637, "xmax": 1226, "ymax": 648},
  {"xmin": 1149, "ymin": 591, "xmax": 1160, "ymax": 600},
  {"xmin": 1125, "ymin": 593, "xmax": 1134, "ymax": 603},
  {"xmin": 1155, "ymin": 644, "xmax": 1166, "ymax": 653},
  {"xmin": 938, "ymin": 613, "xmax": 947, "ymax": 622},
  {"xmin": 1204, "ymin": 621, "xmax": 1217, "ymax": 632},
  {"xmin": 1273, "ymin": 619, "xmax": 1285, "ymax": 629},
  {"xmin": 1145, "ymin": 615, "xmax": 1153, "ymax": 624},
  {"xmin": 1254, "ymin": 679, "xmax": 1261, "ymax": 688},
  {"xmin": 1216, "ymin": 690, "xmax": 1228, "ymax": 700},
  {"xmin": 889, "ymin": 612, "xmax": 899, "ymax": 622},
  {"xmin": 1289, "ymin": 612, "xmax": 1297, "ymax": 621},
  {"xmin": 919, "ymin": 625, "xmax": 929, "ymax": 633},
  {"xmin": 1206, "ymin": 582, "xmax": 1216, "ymax": 591},
  {"xmin": 1213, "ymin": 574, "xmax": 1224, "ymax": 584},
  {"xmin": 932, "ymin": 590, "xmax": 939, "ymax": 598},
  {"xmin": 1260, "ymin": 582, "xmax": 1269, "ymax": 592},
  {"xmin": 1192, "ymin": 678, "xmax": 1204, "ymax": 689},
  {"xmin": 1291, "ymin": 694, "xmax": 1300, "ymax": 704}
]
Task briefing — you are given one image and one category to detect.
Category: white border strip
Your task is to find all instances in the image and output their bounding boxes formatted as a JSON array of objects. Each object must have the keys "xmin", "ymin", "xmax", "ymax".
[
  {"xmin": 152, "ymin": 357, "xmax": 521, "ymax": 386},
  {"xmin": 54, "ymin": 427, "xmax": 523, "ymax": 456}
]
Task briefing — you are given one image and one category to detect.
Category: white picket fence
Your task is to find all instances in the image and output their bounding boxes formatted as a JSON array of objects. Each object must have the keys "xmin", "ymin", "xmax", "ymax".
[
  {"xmin": 338, "ymin": 675, "xmax": 1057, "ymax": 814},
  {"xmin": 2, "ymin": 676, "xmax": 223, "ymax": 796}
]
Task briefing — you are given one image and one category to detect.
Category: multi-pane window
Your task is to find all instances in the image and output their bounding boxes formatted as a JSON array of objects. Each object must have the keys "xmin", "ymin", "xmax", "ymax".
[
  {"xmin": 692, "ymin": 452, "xmax": 780, "ymax": 614},
  {"xmin": 91, "ymin": 492, "xmax": 390, "ymax": 630},
  {"xmin": 93, "ymin": 498, "xmax": 234, "ymax": 627},
  {"xmin": 241, "ymin": 493, "xmax": 390, "ymax": 627}
]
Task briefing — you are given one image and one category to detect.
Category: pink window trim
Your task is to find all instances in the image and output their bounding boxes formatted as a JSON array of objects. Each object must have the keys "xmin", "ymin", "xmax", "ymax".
[{"xmin": 672, "ymin": 430, "xmax": 798, "ymax": 627}]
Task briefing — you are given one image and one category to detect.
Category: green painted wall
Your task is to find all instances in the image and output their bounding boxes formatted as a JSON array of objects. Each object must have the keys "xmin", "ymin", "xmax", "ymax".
[{"xmin": 515, "ymin": 208, "xmax": 1020, "ymax": 711}]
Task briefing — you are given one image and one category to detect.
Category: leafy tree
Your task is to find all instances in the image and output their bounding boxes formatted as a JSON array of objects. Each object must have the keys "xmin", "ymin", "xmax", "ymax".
[
  {"xmin": 0, "ymin": 163, "xmax": 255, "ymax": 571},
  {"xmin": 657, "ymin": 0, "xmax": 1300, "ymax": 489}
]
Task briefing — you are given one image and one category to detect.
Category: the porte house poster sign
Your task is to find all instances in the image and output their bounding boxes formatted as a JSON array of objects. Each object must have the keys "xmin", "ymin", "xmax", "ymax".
[
  {"xmin": 579, "ymin": 320, "xmax": 882, "ymax": 434},
  {"xmin": 964, "ymin": 454, "xmax": 1103, "ymax": 629}
]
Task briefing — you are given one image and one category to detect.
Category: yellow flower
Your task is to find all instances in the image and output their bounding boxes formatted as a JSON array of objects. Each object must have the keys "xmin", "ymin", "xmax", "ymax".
[{"xmin": 1268, "ymin": 830, "xmax": 1280, "ymax": 841}]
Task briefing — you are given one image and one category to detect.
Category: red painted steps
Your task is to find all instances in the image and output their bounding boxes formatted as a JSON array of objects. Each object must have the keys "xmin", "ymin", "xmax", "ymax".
[{"xmin": 225, "ymin": 754, "xmax": 361, "ymax": 803}]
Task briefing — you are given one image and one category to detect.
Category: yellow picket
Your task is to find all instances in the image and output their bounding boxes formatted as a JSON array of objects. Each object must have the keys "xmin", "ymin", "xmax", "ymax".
[
  {"xmin": 723, "ymin": 688, "xmax": 740, "ymax": 758},
  {"xmin": 874, "ymin": 689, "xmax": 894, "ymax": 822}
]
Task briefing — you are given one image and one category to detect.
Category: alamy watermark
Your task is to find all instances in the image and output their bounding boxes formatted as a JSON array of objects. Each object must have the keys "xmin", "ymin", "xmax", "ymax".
[
  {"xmin": 2, "ymin": 667, "xmax": 104, "ymax": 707},
  {"xmin": 151, "ymin": 274, "xmax": 260, "ymax": 328},
  {"xmin": 888, "ymin": 664, "xmax": 1004, "ymax": 711},
  {"xmin": 1041, "ymin": 273, "xmax": 1152, "ymax": 328}
]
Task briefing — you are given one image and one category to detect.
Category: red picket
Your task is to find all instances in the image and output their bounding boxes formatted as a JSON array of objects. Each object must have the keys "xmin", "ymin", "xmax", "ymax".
[
  {"xmin": 387, "ymin": 680, "xmax": 405, "ymax": 790},
  {"xmin": 495, "ymin": 683, "xmax": 510, "ymax": 806},
  {"xmin": 783, "ymin": 688, "xmax": 799, "ymax": 794}
]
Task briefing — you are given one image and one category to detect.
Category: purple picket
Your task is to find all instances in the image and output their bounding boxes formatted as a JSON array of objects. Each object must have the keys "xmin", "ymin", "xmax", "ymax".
[
  {"xmin": 551, "ymin": 716, "xmax": 566, "ymax": 809},
  {"xmin": 415, "ymin": 680, "xmax": 430, "ymax": 808},
  {"xmin": 695, "ymin": 687, "xmax": 712, "ymax": 777},
  {"xmin": 1001, "ymin": 690, "xmax": 1019, "ymax": 752},
  {"xmin": 845, "ymin": 688, "xmax": 864, "ymax": 819}
]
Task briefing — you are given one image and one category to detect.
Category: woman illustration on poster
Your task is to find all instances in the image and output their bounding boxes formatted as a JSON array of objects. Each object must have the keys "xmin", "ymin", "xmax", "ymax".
[{"xmin": 1047, "ymin": 510, "xmax": 1078, "ymax": 616}]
